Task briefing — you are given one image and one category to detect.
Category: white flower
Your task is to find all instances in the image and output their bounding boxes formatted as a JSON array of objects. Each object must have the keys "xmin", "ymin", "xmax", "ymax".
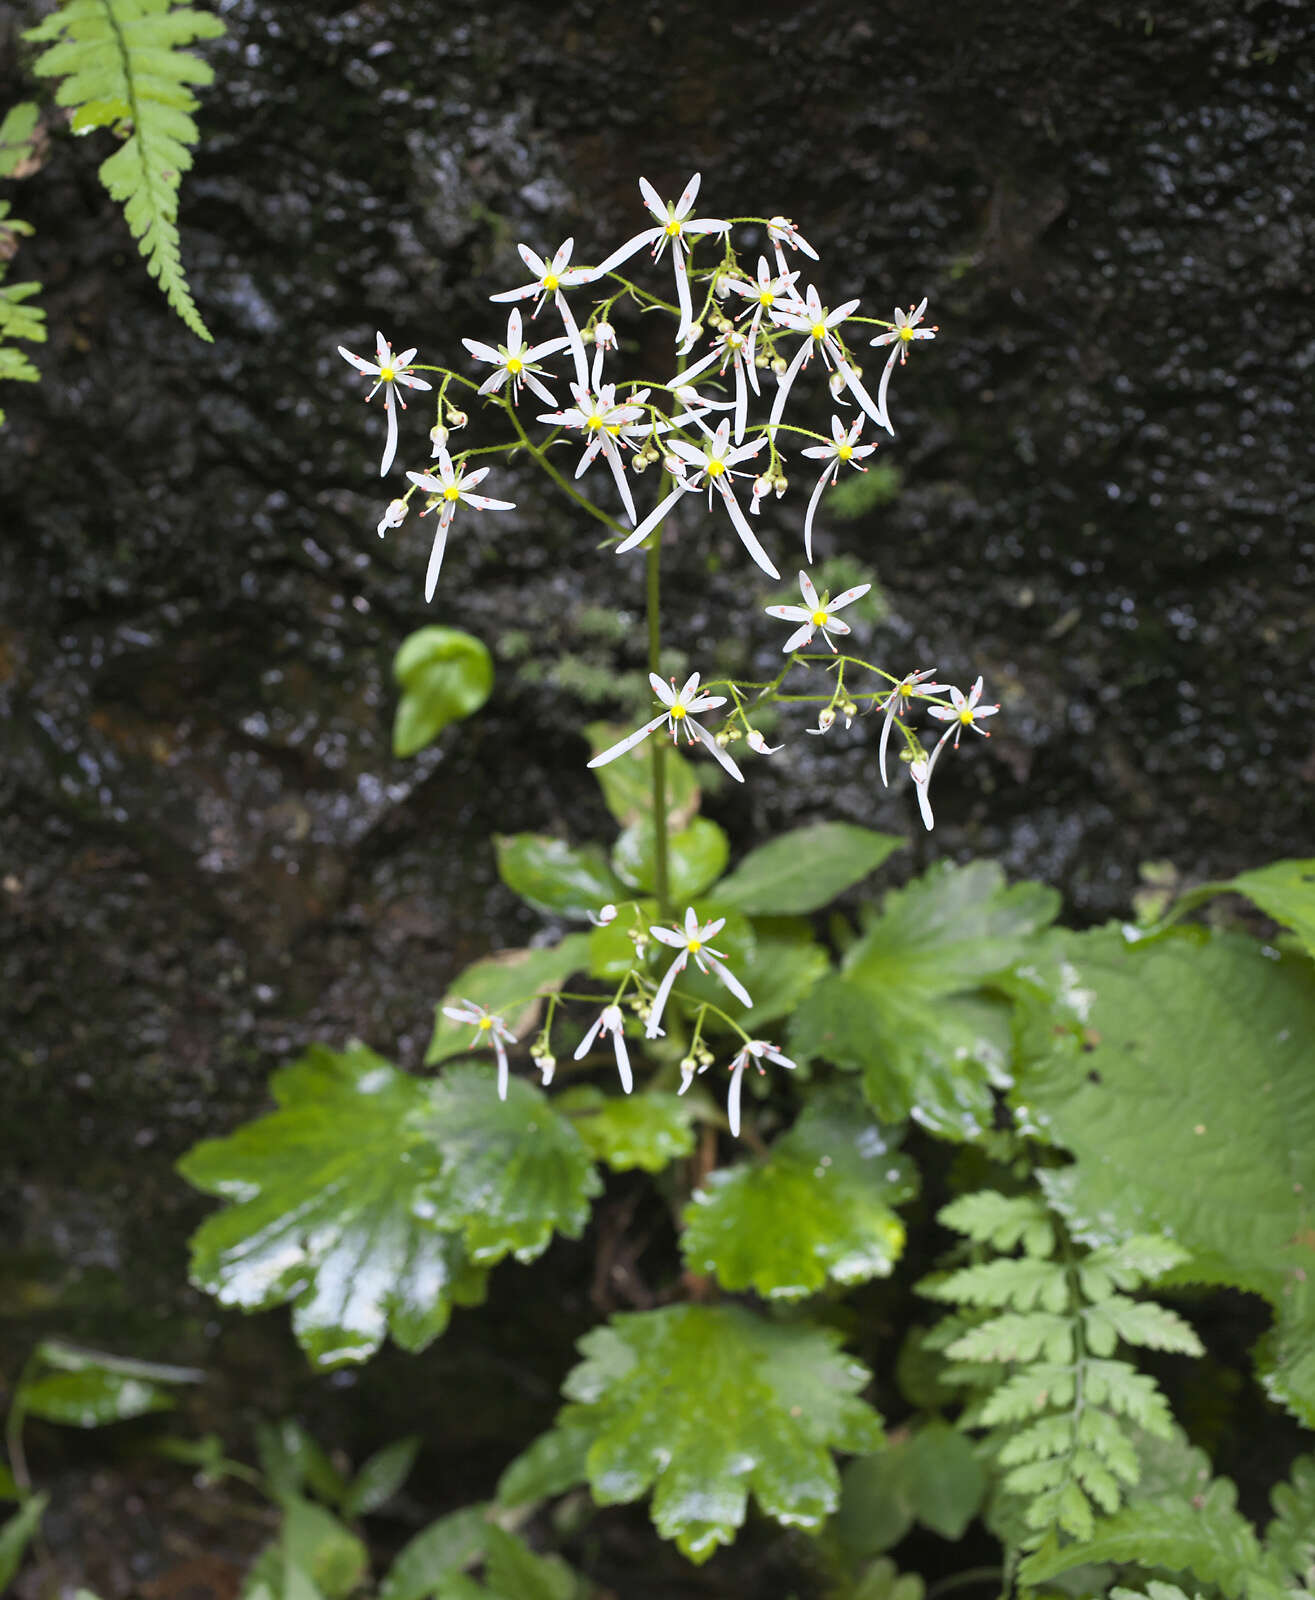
[
  {"xmin": 909, "ymin": 754, "xmax": 938, "ymax": 831},
  {"xmin": 590, "ymin": 320, "xmax": 617, "ymax": 387},
  {"xmin": 489, "ymin": 237, "xmax": 592, "ymax": 386},
  {"xmin": 537, "ymin": 382, "xmax": 650, "ymax": 525},
  {"xmin": 573, "ymin": 1003, "xmax": 633, "ymax": 1092},
  {"xmin": 441, "ymin": 1000, "xmax": 518, "ymax": 1100},
  {"xmin": 927, "ymin": 674, "xmax": 1000, "ymax": 750},
  {"xmin": 586, "ymin": 671, "xmax": 744, "ymax": 783},
  {"xmin": 724, "ymin": 255, "xmax": 800, "ymax": 369},
  {"xmin": 679, "ymin": 324, "xmax": 760, "ymax": 443},
  {"xmin": 377, "ymin": 498, "xmax": 407, "ymax": 538},
  {"xmin": 766, "ymin": 569, "xmax": 871, "ymax": 654},
  {"xmin": 746, "ymin": 728, "xmax": 783, "ymax": 755},
  {"xmin": 725, "ymin": 1039, "xmax": 796, "ymax": 1137},
  {"xmin": 429, "ymin": 423, "xmax": 449, "ymax": 455},
  {"xmin": 877, "ymin": 668, "xmax": 950, "ymax": 786},
  {"xmin": 766, "ymin": 215, "xmax": 819, "ymax": 272},
  {"xmin": 405, "ymin": 448, "xmax": 516, "ymax": 601},
  {"xmin": 614, "ymin": 418, "xmax": 777, "ymax": 578},
  {"xmin": 591, "ymin": 173, "xmax": 730, "ymax": 348},
  {"xmin": 588, "ymin": 903, "xmax": 619, "ymax": 927},
  {"xmin": 870, "ymin": 298, "xmax": 937, "ymax": 429},
  {"xmin": 461, "ymin": 306, "xmax": 570, "ymax": 408},
  {"xmin": 646, "ymin": 907, "xmax": 752, "ymax": 1039},
  {"xmin": 805, "ymin": 706, "xmax": 837, "ymax": 737},
  {"xmin": 768, "ymin": 284, "xmax": 891, "ymax": 436},
  {"xmin": 799, "ymin": 415, "xmax": 879, "ymax": 562},
  {"xmin": 337, "ymin": 331, "xmax": 434, "ymax": 477}
]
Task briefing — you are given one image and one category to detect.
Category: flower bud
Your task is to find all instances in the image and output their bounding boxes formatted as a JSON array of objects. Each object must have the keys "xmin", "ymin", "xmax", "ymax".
[
  {"xmin": 713, "ymin": 271, "xmax": 732, "ymax": 300},
  {"xmin": 593, "ymin": 320, "xmax": 616, "ymax": 348},
  {"xmin": 813, "ymin": 708, "xmax": 836, "ymax": 734},
  {"xmin": 755, "ymin": 353, "xmax": 770, "ymax": 368},
  {"xmin": 673, "ymin": 384, "xmax": 701, "ymax": 404},
  {"xmin": 747, "ymin": 729, "xmax": 783, "ymax": 755},
  {"xmin": 445, "ymin": 406, "xmax": 468, "ymax": 429},
  {"xmin": 632, "ymin": 453, "xmax": 648, "ymax": 473},
  {"xmin": 377, "ymin": 499, "xmax": 407, "ymax": 538},
  {"xmin": 772, "ymin": 356, "xmax": 788, "ymax": 375},
  {"xmin": 771, "ymin": 473, "xmax": 788, "ymax": 495},
  {"xmin": 429, "ymin": 423, "xmax": 449, "ymax": 454},
  {"xmin": 685, "ymin": 320, "xmax": 703, "ymax": 345},
  {"xmin": 662, "ymin": 453, "xmax": 682, "ymax": 476}
]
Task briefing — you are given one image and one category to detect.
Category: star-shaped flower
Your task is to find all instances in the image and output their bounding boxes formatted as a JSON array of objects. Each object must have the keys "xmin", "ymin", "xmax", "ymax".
[
  {"xmin": 586, "ymin": 672, "xmax": 744, "ymax": 783},
  {"xmin": 337, "ymin": 331, "xmax": 434, "ymax": 477},
  {"xmin": 767, "ymin": 215, "xmax": 819, "ymax": 274},
  {"xmin": 768, "ymin": 285, "xmax": 890, "ymax": 436},
  {"xmin": 489, "ymin": 238, "xmax": 592, "ymax": 386},
  {"xmin": 724, "ymin": 1038, "xmax": 796, "ymax": 1137},
  {"xmin": 877, "ymin": 668, "xmax": 950, "ymax": 786},
  {"xmin": 441, "ymin": 1000, "xmax": 518, "ymax": 1100},
  {"xmin": 591, "ymin": 173, "xmax": 731, "ymax": 348},
  {"xmin": 680, "ymin": 324, "xmax": 761, "ymax": 443},
  {"xmin": 615, "ymin": 418, "xmax": 776, "ymax": 577},
  {"xmin": 646, "ymin": 907, "xmax": 752, "ymax": 1040},
  {"xmin": 870, "ymin": 298, "xmax": 937, "ymax": 429},
  {"xmin": 537, "ymin": 382, "xmax": 650, "ymax": 525},
  {"xmin": 927, "ymin": 674, "xmax": 1000, "ymax": 750},
  {"xmin": 461, "ymin": 306, "xmax": 570, "ymax": 408},
  {"xmin": 723, "ymin": 255, "xmax": 800, "ymax": 368},
  {"xmin": 766, "ymin": 569, "xmax": 871, "ymax": 654},
  {"xmin": 405, "ymin": 448, "xmax": 515, "ymax": 600},
  {"xmin": 799, "ymin": 415, "xmax": 879, "ymax": 562},
  {"xmin": 573, "ymin": 1004, "xmax": 633, "ymax": 1093}
]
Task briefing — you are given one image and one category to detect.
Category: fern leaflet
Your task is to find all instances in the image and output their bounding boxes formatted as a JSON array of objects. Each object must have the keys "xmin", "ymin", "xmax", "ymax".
[{"xmin": 26, "ymin": 0, "xmax": 225, "ymax": 340}]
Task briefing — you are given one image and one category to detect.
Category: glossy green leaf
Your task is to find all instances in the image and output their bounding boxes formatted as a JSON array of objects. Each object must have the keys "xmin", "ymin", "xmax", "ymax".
[
  {"xmin": 899, "ymin": 1422, "xmax": 987, "ymax": 1539},
  {"xmin": 1021, "ymin": 932, "xmax": 1315, "ymax": 1423},
  {"xmin": 493, "ymin": 834, "xmax": 623, "ymax": 917},
  {"xmin": 717, "ymin": 823, "xmax": 904, "ymax": 915},
  {"xmin": 255, "ymin": 1420, "xmax": 346, "ymax": 1505},
  {"xmin": 497, "ymin": 1418, "xmax": 593, "ymax": 1506},
  {"xmin": 248, "ymin": 1495, "xmax": 368, "ymax": 1600},
  {"xmin": 584, "ymin": 722, "xmax": 700, "ymax": 830},
  {"xmin": 476, "ymin": 1526, "xmax": 578, "ymax": 1600},
  {"xmin": 681, "ymin": 1086, "xmax": 915, "ymax": 1298},
  {"xmin": 380, "ymin": 1507, "xmax": 489, "ymax": 1600},
  {"xmin": 392, "ymin": 627, "xmax": 493, "ymax": 757},
  {"xmin": 179, "ymin": 1042, "xmax": 484, "ymax": 1369},
  {"xmin": 834, "ymin": 1448, "xmax": 916, "ymax": 1558},
  {"xmin": 587, "ymin": 899, "xmax": 655, "ymax": 980},
  {"xmin": 556, "ymin": 1087, "xmax": 697, "ymax": 1172},
  {"xmin": 427, "ymin": 936, "xmax": 590, "ymax": 1064},
  {"xmin": 20, "ymin": 1369, "xmax": 176, "ymax": 1427},
  {"xmin": 735, "ymin": 920, "xmax": 831, "ymax": 1034},
  {"xmin": 417, "ymin": 1065, "xmax": 601, "ymax": 1265},
  {"xmin": 557, "ymin": 1303, "xmax": 883, "ymax": 1562},
  {"xmin": 851, "ymin": 1556, "xmax": 925, "ymax": 1600},
  {"xmin": 612, "ymin": 816, "xmax": 729, "ymax": 902},
  {"xmin": 1226, "ymin": 858, "xmax": 1315, "ymax": 961},
  {"xmin": 0, "ymin": 1494, "xmax": 47, "ymax": 1589},
  {"xmin": 342, "ymin": 1435, "xmax": 420, "ymax": 1517}
]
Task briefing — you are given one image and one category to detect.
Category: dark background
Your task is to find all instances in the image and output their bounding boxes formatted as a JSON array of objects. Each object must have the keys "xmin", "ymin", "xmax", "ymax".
[{"xmin": 1, "ymin": 0, "xmax": 1312, "ymax": 1591}]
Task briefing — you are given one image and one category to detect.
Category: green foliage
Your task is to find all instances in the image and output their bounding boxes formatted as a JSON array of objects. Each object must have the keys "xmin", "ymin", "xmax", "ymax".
[
  {"xmin": 392, "ymin": 627, "xmax": 494, "ymax": 757},
  {"xmin": 556, "ymin": 1086, "xmax": 698, "ymax": 1171},
  {"xmin": 833, "ymin": 1423, "xmax": 988, "ymax": 1557},
  {"xmin": 378, "ymin": 1507, "xmax": 490, "ymax": 1600},
  {"xmin": 426, "ymin": 936, "xmax": 590, "ymax": 1063},
  {"xmin": 25, "ymin": 0, "xmax": 226, "ymax": 339},
  {"xmin": 493, "ymin": 834, "xmax": 623, "ymax": 917},
  {"xmin": 789, "ymin": 861, "xmax": 1056, "ymax": 1138},
  {"xmin": 921, "ymin": 1191, "xmax": 1201, "ymax": 1553},
  {"xmin": 584, "ymin": 721, "xmax": 700, "ymax": 829},
  {"xmin": 534, "ymin": 1304, "xmax": 884, "ymax": 1562},
  {"xmin": 1019, "ymin": 930, "xmax": 1315, "ymax": 1423},
  {"xmin": 612, "ymin": 815, "xmax": 729, "ymax": 900},
  {"xmin": 15, "ymin": 1339, "xmax": 200, "ymax": 1426},
  {"xmin": 0, "ymin": 1495, "xmax": 48, "ymax": 1590},
  {"xmin": 715, "ymin": 823, "xmax": 904, "ymax": 915},
  {"xmin": 0, "ymin": 103, "xmax": 40, "ymax": 176},
  {"xmin": 244, "ymin": 1493, "xmax": 369, "ymax": 1600},
  {"xmin": 680, "ymin": 1085, "xmax": 916, "ymax": 1298}
]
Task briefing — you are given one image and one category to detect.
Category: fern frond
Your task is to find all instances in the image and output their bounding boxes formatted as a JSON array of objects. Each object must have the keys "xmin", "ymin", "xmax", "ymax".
[
  {"xmin": 1083, "ymin": 1296, "xmax": 1205, "ymax": 1357},
  {"xmin": 1111, "ymin": 1585, "xmax": 1203, "ymax": 1600},
  {"xmin": 1083, "ymin": 1359, "xmax": 1176, "ymax": 1433},
  {"xmin": 938, "ymin": 1191, "xmax": 1055, "ymax": 1256},
  {"xmin": 1078, "ymin": 1235, "xmax": 1193, "ymax": 1298},
  {"xmin": 0, "ymin": 202, "xmax": 46, "ymax": 424},
  {"xmin": 924, "ymin": 1257, "xmax": 1070, "ymax": 1313},
  {"xmin": 1265, "ymin": 1454, "xmax": 1315, "ymax": 1588},
  {"xmin": 946, "ymin": 1311, "xmax": 1075, "ymax": 1366},
  {"xmin": 26, "ymin": 0, "xmax": 225, "ymax": 340}
]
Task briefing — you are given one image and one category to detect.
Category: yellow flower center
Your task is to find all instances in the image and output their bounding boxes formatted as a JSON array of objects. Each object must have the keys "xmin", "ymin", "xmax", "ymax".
[
  {"xmin": 811, "ymin": 322, "xmax": 827, "ymax": 340},
  {"xmin": 444, "ymin": 485, "xmax": 462, "ymax": 501},
  {"xmin": 705, "ymin": 458, "xmax": 726, "ymax": 477},
  {"xmin": 664, "ymin": 219, "xmax": 682, "ymax": 238},
  {"xmin": 899, "ymin": 682, "xmax": 914, "ymax": 700},
  {"xmin": 477, "ymin": 1015, "xmax": 493, "ymax": 1030},
  {"xmin": 379, "ymin": 365, "xmax": 396, "ymax": 382},
  {"xmin": 837, "ymin": 443, "xmax": 853, "ymax": 461},
  {"xmin": 759, "ymin": 290, "xmax": 774, "ymax": 307},
  {"xmin": 899, "ymin": 324, "xmax": 915, "ymax": 342},
  {"xmin": 605, "ymin": 423, "xmax": 622, "ymax": 436},
  {"xmin": 670, "ymin": 703, "xmax": 687, "ymax": 720},
  {"xmin": 687, "ymin": 938, "xmax": 702, "ymax": 953},
  {"xmin": 587, "ymin": 413, "xmax": 604, "ymax": 430},
  {"xmin": 811, "ymin": 608, "xmax": 829, "ymax": 627},
  {"xmin": 543, "ymin": 273, "xmax": 560, "ymax": 292},
  {"xmin": 506, "ymin": 356, "xmax": 523, "ymax": 374},
  {"xmin": 959, "ymin": 708, "xmax": 975, "ymax": 725}
]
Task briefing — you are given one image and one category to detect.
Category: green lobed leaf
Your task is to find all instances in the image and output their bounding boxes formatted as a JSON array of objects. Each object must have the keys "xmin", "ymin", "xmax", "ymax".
[
  {"xmin": 584, "ymin": 721, "xmax": 700, "ymax": 830},
  {"xmin": 735, "ymin": 918, "xmax": 831, "ymax": 1034},
  {"xmin": 379, "ymin": 1507, "xmax": 490, "ymax": 1600},
  {"xmin": 341, "ymin": 1435, "xmax": 420, "ymax": 1518},
  {"xmin": 392, "ymin": 627, "xmax": 493, "ymax": 757},
  {"xmin": 0, "ymin": 1494, "xmax": 48, "ymax": 1590},
  {"xmin": 178, "ymin": 1042, "xmax": 485, "ymax": 1369},
  {"xmin": 681, "ymin": 1085, "xmax": 916, "ymax": 1299},
  {"xmin": 557, "ymin": 1303, "xmax": 884, "ymax": 1562},
  {"xmin": 497, "ymin": 1418, "xmax": 593, "ymax": 1506},
  {"xmin": 477, "ymin": 1525, "xmax": 579, "ymax": 1600},
  {"xmin": 612, "ymin": 816, "xmax": 729, "ymax": 902},
  {"xmin": 416, "ymin": 1065, "xmax": 601, "ymax": 1265},
  {"xmin": 493, "ymin": 834, "xmax": 623, "ymax": 918},
  {"xmin": 716, "ymin": 823, "xmax": 904, "ymax": 916},
  {"xmin": 836, "ymin": 1423, "xmax": 985, "ymax": 1557},
  {"xmin": 1022, "ymin": 930, "xmax": 1315, "ymax": 1423},
  {"xmin": 1225, "ymin": 858, "xmax": 1315, "ymax": 962},
  {"xmin": 556, "ymin": 1087, "xmax": 697, "ymax": 1172},
  {"xmin": 427, "ymin": 935, "xmax": 590, "ymax": 1064},
  {"xmin": 1265, "ymin": 1454, "xmax": 1315, "ymax": 1583}
]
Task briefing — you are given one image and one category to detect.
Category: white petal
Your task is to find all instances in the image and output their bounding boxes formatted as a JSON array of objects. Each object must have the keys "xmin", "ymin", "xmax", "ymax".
[
  {"xmin": 611, "ymin": 1024, "xmax": 633, "ymax": 1093},
  {"xmin": 715, "ymin": 480, "xmax": 781, "ymax": 579},
  {"xmin": 829, "ymin": 583, "xmax": 872, "ymax": 610},
  {"xmin": 586, "ymin": 713, "xmax": 668, "ymax": 767},
  {"xmin": 380, "ymin": 386, "xmax": 399, "ymax": 476},
  {"xmin": 573, "ymin": 1015, "xmax": 605, "ymax": 1060},
  {"xmin": 727, "ymin": 1061, "xmax": 746, "ymax": 1137},
  {"xmin": 424, "ymin": 520, "xmax": 450, "ymax": 603},
  {"xmin": 591, "ymin": 227, "xmax": 663, "ymax": 277},
  {"xmin": 768, "ymin": 337, "xmax": 813, "ymax": 431},
  {"xmin": 638, "ymin": 175, "xmax": 666, "ymax": 220},
  {"xmin": 338, "ymin": 345, "xmax": 378, "ymax": 375},
  {"xmin": 691, "ymin": 718, "xmax": 745, "ymax": 783},
  {"xmin": 704, "ymin": 954, "xmax": 752, "ymax": 1007},
  {"xmin": 614, "ymin": 482, "xmax": 689, "ymax": 555},
  {"xmin": 798, "ymin": 570, "xmax": 819, "ymax": 609},
  {"xmin": 782, "ymin": 622, "xmax": 814, "ymax": 653},
  {"xmin": 675, "ymin": 172, "xmax": 701, "ymax": 219},
  {"xmin": 645, "ymin": 951, "xmax": 688, "ymax": 1038}
]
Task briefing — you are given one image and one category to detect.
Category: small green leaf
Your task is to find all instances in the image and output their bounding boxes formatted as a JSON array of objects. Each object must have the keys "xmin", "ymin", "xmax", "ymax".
[
  {"xmin": 278, "ymin": 1495, "xmax": 369, "ymax": 1600},
  {"xmin": 0, "ymin": 1494, "xmax": 47, "ymax": 1589},
  {"xmin": 417, "ymin": 1065, "xmax": 601, "ymax": 1265},
  {"xmin": 493, "ymin": 835, "xmax": 623, "ymax": 917},
  {"xmin": 734, "ymin": 922, "xmax": 830, "ymax": 1034},
  {"xmin": 427, "ymin": 937, "xmax": 590, "ymax": 1065},
  {"xmin": 556, "ymin": 1087, "xmax": 697, "ymax": 1172},
  {"xmin": 557, "ymin": 1303, "xmax": 883, "ymax": 1562},
  {"xmin": 681, "ymin": 1086, "xmax": 915, "ymax": 1299},
  {"xmin": 717, "ymin": 823, "xmax": 904, "ymax": 915},
  {"xmin": 342, "ymin": 1435, "xmax": 421, "ymax": 1517},
  {"xmin": 19, "ymin": 1370, "xmax": 176, "ymax": 1427},
  {"xmin": 380, "ymin": 1507, "xmax": 489, "ymax": 1600},
  {"xmin": 833, "ymin": 1450, "xmax": 916, "ymax": 1558},
  {"xmin": 179, "ymin": 1042, "xmax": 484, "ymax": 1369},
  {"xmin": 1266, "ymin": 1454, "xmax": 1315, "ymax": 1581},
  {"xmin": 584, "ymin": 722, "xmax": 700, "ymax": 829},
  {"xmin": 392, "ymin": 627, "xmax": 493, "ymax": 757},
  {"xmin": 255, "ymin": 1420, "xmax": 347, "ymax": 1505},
  {"xmin": 901, "ymin": 1422, "xmax": 987, "ymax": 1540},
  {"xmin": 497, "ymin": 1419, "xmax": 593, "ymax": 1506},
  {"xmin": 480, "ymin": 1525, "xmax": 578, "ymax": 1600},
  {"xmin": 1226, "ymin": 858, "xmax": 1315, "ymax": 962},
  {"xmin": 612, "ymin": 816, "xmax": 729, "ymax": 901},
  {"xmin": 0, "ymin": 103, "xmax": 38, "ymax": 177}
]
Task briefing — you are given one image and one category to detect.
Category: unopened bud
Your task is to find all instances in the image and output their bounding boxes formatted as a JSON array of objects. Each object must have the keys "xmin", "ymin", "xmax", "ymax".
[
  {"xmin": 752, "ymin": 475, "xmax": 772, "ymax": 499},
  {"xmin": 685, "ymin": 320, "xmax": 704, "ymax": 345},
  {"xmin": 697, "ymin": 1045, "xmax": 715, "ymax": 1067},
  {"xmin": 772, "ymin": 356, "xmax": 788, "ymax": 375},
  {"xmin": 712, "ymin": 271, "xmax": 732, "ymax": 300},
  {"xmin": 662, "ymin": 454, "xmax": 681, "ymax": 475},
  {"xmin": 755, "ymin": 353, "xmax": 770, "ymax": 368},
  {"xmin": 429, "ymin": 423, "xmax": 449, "ymax": 453},
  {"xmin": 747, "ymin": 729, "xmax": 783, "ymax": 755},
  {"xmin": 814, "ymin": 708, "xmax": 836, "ymax": 734},
  {"xmin": 593, "ymin": 320, "xmax": 616, "ymax": 347},
  {"xmin": 632, "ymin": 453, "xmax": 648, "ymax": 473},
  {"xmin": 377, "ymin": 498, "xmax": 407, "ymax": 538},
  {"xmin": 771, "ymin": 473, "xmax": 788, "ymax": 495},
  {"xmin": 445, "ymin": 406, "xmax": 468, "ymax": 429},
  {"xmin": 673, "ymin": 384, "xmax": 700, "ymax": 404}
]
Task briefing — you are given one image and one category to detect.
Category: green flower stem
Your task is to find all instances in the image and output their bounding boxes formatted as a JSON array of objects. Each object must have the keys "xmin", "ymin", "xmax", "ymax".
[{"xmin": 502, "ymin": 395, "xmax": 630, "ymax": 542}]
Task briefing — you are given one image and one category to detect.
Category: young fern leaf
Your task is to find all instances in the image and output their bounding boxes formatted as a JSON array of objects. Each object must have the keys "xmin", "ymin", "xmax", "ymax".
[
  {"xmin": 920, "ymin": 1191, "xmax": 1204, "ymax": 1555},
  {"xmin": 0, "ymin": 107, "xmax": 46, "ymax": 422},
  {"xmin": 25, "ymin": 0, "xmax": 226, "ymax": 340}
]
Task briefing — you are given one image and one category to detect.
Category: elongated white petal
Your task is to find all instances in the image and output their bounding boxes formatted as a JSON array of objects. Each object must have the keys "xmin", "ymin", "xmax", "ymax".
[
  {"xmin": 715, "ymin": 480, "xmax": 781, "ymax": 579},
  {"xmin": 876, "ymin": 343, "xmax": 902, "ymax": 432},
  {"xmin": 798, "ymin": 570, "xmax": 819, "ymax": 609},
  {"xmin": 463, "ymin": 338, "xmax": 503, "ymax": 365},
  {"xmin": 614, "ymin": 482, "xmax": 690, "ymax": 555},
  {"xmin": 611, "ymin": 1023, "xmax": 633, "ymax": 1093},
  {"xmin": 672, "ymin": 243, "xmax": 693, "ymax": 346},
  {"xmin": 685, "ymin": 217, "xmax": 730, "ymax": 235},
  {"xmin": 691, "ymin": 718, "xmax": 745, "ymax": 783},
  {"xmin": 517, "ymin": 243, "xmax": 548, "ymax": 278},
  {"xmin": 522, "ymin": 371, "xmax": 559, "ymax": 409},
  {"xmin": 442, "ymin": 1002, "xmax": 482, "ymax": 1025},
  {"xmin": 829, "ymin": 583, "xmax": 871, "ymax": 610},
  {"xmin": 381, "ymin": 386, "xmax": 399, "ymax": 476},
  {"xmin": 338, "ymin": 345, "xmax": 378, "ymax": 375},
  {"xmin": 650, "ymin": 925, "xmax": 687, "ymax": 948},
  {"xmin": 704, "ymin": 953, "xmax": 751, "ymax": 1007},
  {"xmin": 782, "ymin": 621, "xmax": 814, "ymax": 653},
  {"xmin": 768, "ymin": 336, "xmax": 813, "ymax": 431},
  {"xmin": 573, "ymin": 1015, "xmax": 605, "ymax": 1060},
  {"xmin": 591, "ymin": 227, "xmax": 663, "ymax": 278},
  {"xmin": 650, "ymin": 671, "xmax": 677, "ymax": 705},
  {"xmin": 837, "ymin": 359, "xmax": 893, "ymax": 437},
  {"xmin": 493, "ymin": 1036, "xmax": 509, "ymax": 1100},
  {"xmin": 645, "ymin": 951, "xmax": 688, "ymax": 1038},
  {"xmin": 586, "ymin": 713, "xmax": 668, "ymax": 768},
  {"xmin": 639, "ymin": 175, "xmax": 666, "ymax": 220},
  {"xmin": 675, "ymin": 172, "xmax": 701, "ymax": 218},
  {"xmin": 765, "ymin": 605, "xmax": 810, "ymax": 622},
  {"xmin": 603, "ymin": 443, "xmax": 638, "ymax": 525},
  {"xmin": 727, "ymin": 1060, "xmax": 746, "ymax": 1136},
  {"xmin": 458, "ymin": 492, "xmax": 516, "ymax": 512},
  {"xmin": 489, "ymin": 283, "xmax": 540, "ymax": 303},
  {"xmin": 424, "ymin": 519, "xmax": 450, "ymax": 602},
  {"xmin": 824, "ymin": 616, "xmax": 852, "ymax": 636}
]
